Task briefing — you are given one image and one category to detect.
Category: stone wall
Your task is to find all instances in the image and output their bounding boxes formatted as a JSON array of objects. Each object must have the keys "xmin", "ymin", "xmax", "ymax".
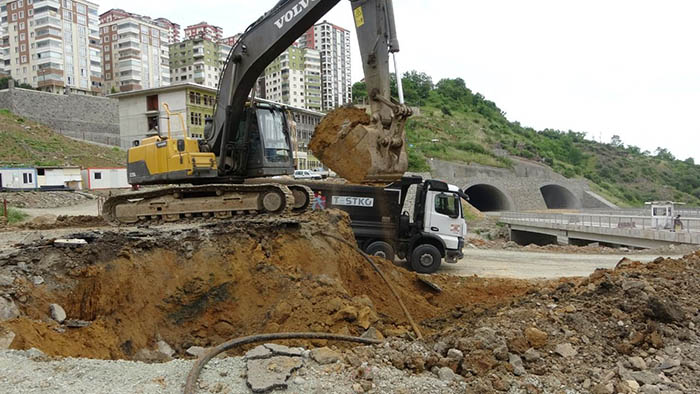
[
  {"xmin": 429, "ymin": 158, "xmax": 615, "ymax": 211},
  {"xmin": 0, "ymin": 87, "xmax": 120, "ymax": 146}
]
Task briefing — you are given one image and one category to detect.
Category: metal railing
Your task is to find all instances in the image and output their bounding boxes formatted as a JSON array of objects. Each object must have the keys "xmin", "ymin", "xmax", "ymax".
[
  {"xmin": 500, "ymin": 211, "xmax": 700, "ymax": 234},
  {"xmin": 586, "ymin": 207, "xmax": 700, "ymax": 218}
]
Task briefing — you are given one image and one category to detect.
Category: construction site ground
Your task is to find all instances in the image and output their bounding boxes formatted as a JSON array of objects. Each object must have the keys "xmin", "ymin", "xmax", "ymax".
[{"xmin": 0, "ymin": 191, "xmax": 698, "ymax": 393}]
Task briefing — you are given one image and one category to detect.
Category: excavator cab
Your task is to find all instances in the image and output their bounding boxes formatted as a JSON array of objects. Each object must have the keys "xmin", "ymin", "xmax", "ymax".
[{"xmin": 235, "ymin": 101, "xmax": 295, "ymax": 178}]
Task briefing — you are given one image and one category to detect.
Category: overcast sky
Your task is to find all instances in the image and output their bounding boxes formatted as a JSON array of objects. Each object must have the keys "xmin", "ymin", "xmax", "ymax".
[{"xmin": 102, "ymin": 0, "xmax": 700, "ymax": 162}]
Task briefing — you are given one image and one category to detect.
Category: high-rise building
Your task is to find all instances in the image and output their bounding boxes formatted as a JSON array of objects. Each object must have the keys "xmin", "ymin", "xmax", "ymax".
[
  {"xmin": 0, "ymin": 0, "xmax": 102, "ymax": 95},
  {"xmin": 153, "ymin": 17, "xmax": 180, "ymax": 44},
  {"xmin": 169, "ymin": 36, "xmax": 228, "ymax": 89},
  {"xmin": 300, "ymin": 21, "xmax": 351, "ymax": 110},
  {"xmin": 184, "ymin": 22, "xmax": 222, "ymax": 42},
  {"xmin": 99, "ymin": 9, "xmax": 171, "ymax": 93},
  {"xmin": 263, "ymin": 45, "xmax": 321, "ymax": 111},
  {"xmin": 220, "ymin": 34, "xmax": 239, "ymax": 47}
]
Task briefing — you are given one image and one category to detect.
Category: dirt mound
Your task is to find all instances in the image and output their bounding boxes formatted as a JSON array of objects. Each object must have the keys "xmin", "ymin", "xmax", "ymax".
[
  {"xmin": 0, "ymin": 211, "xmax": 533, "ymax": 360},
  {"xmin": 345, "ymin": 252, "xmax": 700, "ymax": 392},
  {"xmin": 13, "ymin": 215, "xmax": 106, "ymax": 230},
  {"xmin": 309, "ymin": 107, "xmax": 373, "ymax": 183}
]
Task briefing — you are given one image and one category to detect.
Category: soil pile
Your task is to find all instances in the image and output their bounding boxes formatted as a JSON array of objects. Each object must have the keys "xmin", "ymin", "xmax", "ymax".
[
  {"xmin": 0, "ymin": 210, "xmax": 533, "ymax": 360},
  {"xmin": 309, "ymin": 107, "xmax": 373, "ymax": 183},
  {"xmin": 346, "ymin": 253, "xmax": 700, "ymax": 392}
]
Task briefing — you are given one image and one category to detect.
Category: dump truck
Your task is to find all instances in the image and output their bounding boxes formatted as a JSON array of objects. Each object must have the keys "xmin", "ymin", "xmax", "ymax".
[{"xmin": 301, "ymin": 176, "xmax": 468, "ymax": 273}]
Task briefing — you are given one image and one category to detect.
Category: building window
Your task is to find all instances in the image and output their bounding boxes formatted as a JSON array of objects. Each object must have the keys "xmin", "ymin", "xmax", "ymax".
[
  {"xmin": 190, "ymin": 112, "xmax": 202, "ymax": 126},
  {"xmin": 23, "ymin": 173, "xmax": 33, "ymax": 184},
  {"xmin": 146, "ymin": 95, "xmax": 158, "ymax": 111},
  {"xmin": 94, "ymin": 172, "xmax": 102, "ymax": 180}
]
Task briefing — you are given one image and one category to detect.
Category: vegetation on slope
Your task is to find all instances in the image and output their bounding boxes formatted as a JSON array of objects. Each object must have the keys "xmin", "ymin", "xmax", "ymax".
[
  {"xmin": 0, "ymin": 109, "xmax": 125, "ymax": 168},
  {"xmin": 353, "ymin": 72, "xmax": 700, "ymax": 206}
]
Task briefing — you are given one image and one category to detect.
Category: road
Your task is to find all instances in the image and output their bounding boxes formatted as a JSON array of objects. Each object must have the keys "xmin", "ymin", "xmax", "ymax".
[{"xmin": 440, "ymin": 248, "xmax": 683, "ymax": 279}]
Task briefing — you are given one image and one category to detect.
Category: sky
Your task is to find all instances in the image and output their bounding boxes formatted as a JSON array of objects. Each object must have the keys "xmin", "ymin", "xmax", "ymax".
[{"xmin": 100, "ymin": 0, "xmax": 700, "ymax": 162}]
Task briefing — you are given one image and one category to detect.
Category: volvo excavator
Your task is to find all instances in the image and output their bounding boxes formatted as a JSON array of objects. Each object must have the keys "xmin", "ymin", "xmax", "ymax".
[{"xmin": 103, "ymin": 0, "xmax": 411, "ymax": 224}]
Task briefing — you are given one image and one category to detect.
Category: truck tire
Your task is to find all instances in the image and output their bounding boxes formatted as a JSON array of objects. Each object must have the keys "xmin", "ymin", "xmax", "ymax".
[
  {"xmin": 365, "ymin": 241, "xmax": 395, "ymax": 262},
  {"xmin": 410, "ymin": 244, "xmax": 442, "ymax": 274}
]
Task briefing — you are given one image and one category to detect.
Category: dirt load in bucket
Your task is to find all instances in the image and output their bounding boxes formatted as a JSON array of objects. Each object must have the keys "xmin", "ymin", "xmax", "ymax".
[
  {"xmin": 310, "ymin": 107, "xmax": 402, "ymax": 184},
  {"xmin": 0, "ymin": 210, "xmax": 533, "ymax": 360}
]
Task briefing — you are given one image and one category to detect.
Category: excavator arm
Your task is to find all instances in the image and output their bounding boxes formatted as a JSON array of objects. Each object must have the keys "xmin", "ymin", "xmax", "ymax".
[{"xmin": 206, "ymin": 0, "xmax": 410, "ymax": 182}]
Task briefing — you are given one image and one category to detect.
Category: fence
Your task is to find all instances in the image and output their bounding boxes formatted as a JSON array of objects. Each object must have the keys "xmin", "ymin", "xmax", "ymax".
[{"xmin": 500, "ymin": 212, "xmax": 700, "ymax": 234}]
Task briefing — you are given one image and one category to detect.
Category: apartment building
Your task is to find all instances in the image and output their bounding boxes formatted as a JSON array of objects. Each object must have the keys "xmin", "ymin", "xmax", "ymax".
[
  {"xmin": 169, "ymin": 36, "xmax": 228, "ymax": 89},
  {"xmin": 300, "ymin": 21, "xmax": 351, "ymax": 110},
  {"xmin": 221, "ymin": 34, "xmax": 239, "ymax": 47},
  {"xmin": 184, "ymin": 22, "xmax": 221, "ymax": 42},
  {"xmin": 99, "ymin": 8, "xmax": 171, "ymax": 93},
  {"xmin": 0, "ymin": 0, "xmax": 102, "ymax": 94},
  {"xmin": 153, "ymin": 17, "xmax": 180, "ymax": 44},
  {"xmin": 263, "ymin": 45, "xmax": 321, "ymax": 111}
]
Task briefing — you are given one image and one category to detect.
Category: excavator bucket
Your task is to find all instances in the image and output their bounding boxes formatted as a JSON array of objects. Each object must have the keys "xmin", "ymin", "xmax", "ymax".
[{"xmin": 310, "ymin": 107, "xmax": 408, "ymax": 184}]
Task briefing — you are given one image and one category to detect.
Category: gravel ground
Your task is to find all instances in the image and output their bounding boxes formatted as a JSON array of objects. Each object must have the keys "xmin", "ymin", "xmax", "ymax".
[{"xmin": 0, "ymin": 349, "xmax": 462, "ymax": 394}]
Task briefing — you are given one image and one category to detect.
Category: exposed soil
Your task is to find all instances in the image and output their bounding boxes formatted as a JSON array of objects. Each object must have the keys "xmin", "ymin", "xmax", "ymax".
[
  {"xmin": 0, "ymin": 210, "xmax": 533, "ymax": 360},
  {"xmin": 309, "ymin": 107, "xmax": 373, "ymax": 183}
]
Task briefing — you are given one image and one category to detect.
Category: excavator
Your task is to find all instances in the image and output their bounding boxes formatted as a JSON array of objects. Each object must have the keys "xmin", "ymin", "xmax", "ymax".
[{"xmin": 103, "ymin": 0, "xmax": 411, "ymax": 224}]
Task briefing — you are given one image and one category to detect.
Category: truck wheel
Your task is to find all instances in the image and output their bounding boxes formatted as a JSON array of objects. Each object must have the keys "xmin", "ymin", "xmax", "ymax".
[
  {"xmin": 410, "ymin": 244, "xmax": 442, "ymax": 274},
  {"xmin": 365, "ymin": 241, "xmax": 395, "ymax": 262}
]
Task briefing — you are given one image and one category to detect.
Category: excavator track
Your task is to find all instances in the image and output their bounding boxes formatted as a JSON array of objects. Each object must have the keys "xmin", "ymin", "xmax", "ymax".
[{"xmin": 102, "ymin": 184, "xmax": 297, "ymax": 226}]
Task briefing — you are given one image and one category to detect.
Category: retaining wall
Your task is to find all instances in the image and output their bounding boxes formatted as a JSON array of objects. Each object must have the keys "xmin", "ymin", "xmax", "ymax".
[{"xmin": 0, "ymin": 87, "xmax": 120, "ymax": 146}]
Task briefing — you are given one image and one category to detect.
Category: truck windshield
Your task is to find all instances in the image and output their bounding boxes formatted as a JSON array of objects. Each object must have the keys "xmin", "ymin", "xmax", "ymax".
[
  {"xmin": 435, "ymin": 193, "xmax": 460, "ymax": 218},
  {"xmin": 257, "ymin": 109, "xmax": 290, "ymax": 163}
]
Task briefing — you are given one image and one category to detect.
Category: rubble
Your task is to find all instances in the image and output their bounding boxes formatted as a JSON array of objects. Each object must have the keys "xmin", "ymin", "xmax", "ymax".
[
  {"xmin": 49, "ymin": 304, "xmax": 66, "ymax": 324},
  {"xmin": 0, "ymin": 208, "xmax": 697, "ymax": 392}
]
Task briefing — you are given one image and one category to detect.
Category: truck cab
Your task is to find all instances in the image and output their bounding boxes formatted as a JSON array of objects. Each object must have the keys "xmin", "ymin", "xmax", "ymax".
[{"xmin": 398, "ymin": 179, "xmax": 467, "ymax": 273}]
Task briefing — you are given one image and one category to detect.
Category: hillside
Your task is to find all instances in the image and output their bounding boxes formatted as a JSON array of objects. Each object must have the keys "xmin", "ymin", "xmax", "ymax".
[
  {"xmin": 353, "ymin": 73, "xmax": 700, "ymax": 207},
  {"xmin": 0, "ymin": 109, "xmax": 125, "ymax": 168}
]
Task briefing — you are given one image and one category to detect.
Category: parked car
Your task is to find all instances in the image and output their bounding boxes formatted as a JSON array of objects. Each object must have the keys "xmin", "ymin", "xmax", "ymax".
[{"xmin": 293, "ymin": 170, "xmax": 322, "ymax": 180}]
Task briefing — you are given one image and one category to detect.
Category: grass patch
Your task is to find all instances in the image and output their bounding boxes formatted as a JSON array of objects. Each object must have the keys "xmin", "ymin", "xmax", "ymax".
[{"xmin": 0, "ymin": 205, "xmax": 28, "ymax": 224}]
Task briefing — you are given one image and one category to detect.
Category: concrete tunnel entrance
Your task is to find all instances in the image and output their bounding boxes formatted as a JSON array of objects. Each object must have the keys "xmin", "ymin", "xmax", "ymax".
[
  {"xmin": 540, "ymin": 185, "xmax": 580, "ymax": 209},
  {"xmin": 465, "ymin": 184, "xmax": 512, "ymax": 212}
]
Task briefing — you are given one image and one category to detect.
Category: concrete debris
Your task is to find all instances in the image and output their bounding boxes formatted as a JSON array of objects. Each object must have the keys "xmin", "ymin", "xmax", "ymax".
[
  {"xmin": 0, "ymin": 328, "xmax": 15, "ymax": 350},
  {"xmin": 156, "ymin": 340, "xmax": 174, "ymax": 358},
  {"xmin": 361, "ymin": 327, "xmax": 385, "ymax": 341},
  {"xmin": 49, "ymin": 304, "xmax": 66, "ymax": 324},
  {"xmin": 628, "ymin": 356, "xmax": 647, "ymax": 371},
  {"xmin": 264, "ymin": 343, "xmax": 304, "ymax": 357},
  {"xmin": 437, "ymin": 366, "xmax": 455, "ymax": 382},
  {"xmin": 447, "ymin": 348, "xmax": 464, "ymax": 361},
  {"xmin": 554, "ymin": 343, "xmax": 577, "ymax": 358},
  {"xmin": 32, "ymin": 276, "xmax": 44, "ymax": 285},
  {"xmin": 64, "ymin": 319, "xmax": 90, "ymax": 328},
  {"xmin": 0, "ymin": 297, "xmax": 19, "ymax": 322},
  {"xmin": 133, "ymin": 348, "xmax": 171, "ymax": 363},
  {"xmin": 508, "ymin": 353, "xmax": 525, "ymax": 376},
  {"xmin": 245, "ymin": 345, "xmax": 273, "ymax": 360},
  {"xmin": 523, "ymin": 348, "xmax": 541, "ymax": 362},
  {"xmin": 0, "ymin": 275, "xmax": 14, "ymax": 287},
  {"xmin": 246, "ymin": 356, "xmax": 303, "ymax": 393},
  {"xmin": 310, "ymin": 347, "xmax": 341, "ymax": 365},
  {"xmin": 54, "ymin": 238, "xmax": 88, "ymax": 247},
  {"xmin": 185, "ymin": 346, "xmax": 207, "ymax": 358}
]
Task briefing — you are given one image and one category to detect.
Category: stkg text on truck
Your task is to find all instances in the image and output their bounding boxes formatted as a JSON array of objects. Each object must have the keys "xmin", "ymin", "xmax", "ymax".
[{"xmin": 300, "ymin": 176, "xmax": 468, "ymax": 274}]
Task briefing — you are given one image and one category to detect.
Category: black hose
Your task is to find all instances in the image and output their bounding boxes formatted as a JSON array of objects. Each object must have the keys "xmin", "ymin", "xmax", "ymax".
[{"xmin": 184, "ymin": 332, "xmax": 382, "ymax": 394}]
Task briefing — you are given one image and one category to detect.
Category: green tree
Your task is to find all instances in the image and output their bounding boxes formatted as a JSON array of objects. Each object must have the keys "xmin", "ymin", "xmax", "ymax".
[
  {"xmin": 610, "ymin": 135, "xmax": 623, "ymax": 147},
  {"xmin": 401, "ymin": 70, "xmax": 433, "ymax": 106},
  {"xmin": 351, "ymin": 81, "xmax": 367, "ymax": 104}
]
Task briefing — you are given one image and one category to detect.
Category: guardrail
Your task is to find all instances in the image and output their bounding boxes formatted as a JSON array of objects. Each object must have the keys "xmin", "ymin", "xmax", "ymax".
[
  {"xmin": 500, "ymin": 212, "xmax": 700, "ymax": 234},
  {"xmin": 586, "ymin": 207, "xmax": 700, "ymax": 218}
]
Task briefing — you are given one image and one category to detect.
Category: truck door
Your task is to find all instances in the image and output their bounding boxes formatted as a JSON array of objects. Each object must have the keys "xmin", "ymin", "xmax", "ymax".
[{"xmin": 426, "ymin": 191, "xmax": 463, "ymax": 251}]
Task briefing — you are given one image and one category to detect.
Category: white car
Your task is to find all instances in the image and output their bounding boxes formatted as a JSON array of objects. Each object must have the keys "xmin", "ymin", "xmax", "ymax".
[{"xmin": 293, "ymin": 170, "xmax": 322, "ymax": 180}]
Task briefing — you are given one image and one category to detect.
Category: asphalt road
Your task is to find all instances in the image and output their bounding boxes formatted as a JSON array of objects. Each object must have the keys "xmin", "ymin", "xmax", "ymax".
[{"xmin": 440, "ymin": 248, "xmax": 683, "ymax": 279}]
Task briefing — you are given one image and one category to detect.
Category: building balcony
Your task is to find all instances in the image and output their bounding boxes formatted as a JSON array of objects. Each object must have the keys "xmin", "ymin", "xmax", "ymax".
[
  {"xmin": 34, "ymin": 0, "xmax": 60, "ymax": 10},
  {"xmin": 117, "ymin": 24, "xmax": 140, "ymax": 36}
]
